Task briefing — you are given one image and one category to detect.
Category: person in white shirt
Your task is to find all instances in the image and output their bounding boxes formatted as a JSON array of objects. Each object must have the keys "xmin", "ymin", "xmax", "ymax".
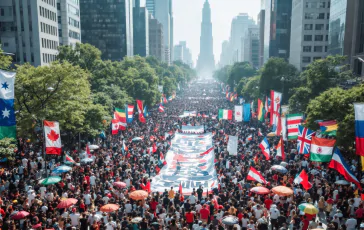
[
  {"xmin": 41, "ymin": 205, "xmax": 48, "ymax": 213},
  {"xmin": 39, "ymin": 186, "xmax": 46, "ymax": 198},
  {"xmin": 22, "ymin": 158, "xmax": 28, "ymax": 168},
  {"xmin": 195, "ymin": 202, "xmax": 202, "ymax": 214},
  {"xmin": 83, "ymin": 192, "xmax": 91, "ymax": 205},
  {"xmin": 70, "ymin": 210, "xmax": 81, "ymax": 227},
  {"xmin": 90, "ymin": 174, "xmax": 96, "ymax": 187},
  {"xmin": 125, "ymin": 201, "xmax": 132, "ymax": 214},
  {"xmin": 253, "ymin": 205, "xmax": 263, "ymax": 219},
  {"xmin": 102, "ymin": 195, "xmax": 110, "ymax": 204},
  {"xmin": 189, "ymin": 194, "xmax": 197, "ymax": 205},
  {"xmin": 105, "ymin": 218, "xmax": 117, "ymax": 230},
  {"xmin": 345, "ymin": 215, "xmax": 357, "ymax": 230}
]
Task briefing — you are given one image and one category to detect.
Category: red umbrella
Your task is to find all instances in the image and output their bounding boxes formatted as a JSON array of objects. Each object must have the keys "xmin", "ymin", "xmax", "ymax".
[
  {"xmin": 57, "ymin": 198, "xmax": 78, "ymax": 209},
  {"xmin": 250, "ymin": 186, "xmax": 270, "ymax": 195},
  {"xmin": 113, "ymin": 182, "xmax": 127, "ymax": 189},
  {"xmin": 32, "ymin": 223, "xmax": 42, "ymax": 229},
  {"xmin": 11, "ymin": 211, "xmax": 30, "ymax": 220}
]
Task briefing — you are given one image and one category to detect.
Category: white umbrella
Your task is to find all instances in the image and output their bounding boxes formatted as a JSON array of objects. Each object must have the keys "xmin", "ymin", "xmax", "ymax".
[{"xmin": 88, "ymin": 145, "xmax": 99, "ymax": 150}]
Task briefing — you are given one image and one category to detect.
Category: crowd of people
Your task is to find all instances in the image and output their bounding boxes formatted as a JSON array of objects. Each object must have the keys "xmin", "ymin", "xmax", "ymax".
[{"xmin": 0, "ymin": 81, "xmax": 363, "ymax": 230}]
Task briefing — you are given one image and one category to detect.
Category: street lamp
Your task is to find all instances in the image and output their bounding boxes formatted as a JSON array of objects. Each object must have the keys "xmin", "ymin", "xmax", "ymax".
[{"xmin": 280, "ymin": 77, "xmax": 285, "ymax": 101}]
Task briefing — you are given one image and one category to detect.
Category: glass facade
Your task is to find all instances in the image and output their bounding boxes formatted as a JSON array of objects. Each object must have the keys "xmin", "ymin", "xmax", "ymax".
[
  {"xmin": 80, "ymin": 0, "xmax": 132, "ymax": 61},
  {"xmin": 328, "ymin": 0, "xmax": 347, "ymax": 55}
]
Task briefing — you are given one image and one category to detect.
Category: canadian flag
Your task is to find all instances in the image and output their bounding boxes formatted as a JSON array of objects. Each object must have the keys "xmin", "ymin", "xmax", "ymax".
[
  {"xmin": 276, "ymin": 137, "xmax": 285, "ymax": 160},
  {"xmin": 44, "ymin": 120, "xmax": 62, "ymax": 155},
  {"xmin": 158, "ymin": 104, "xmax": 164, "ymax": 112},
  {"xmin": 111, "ymin": 119, "xmax": 119, "ymax": 135},
  {"xmin": 294, "ymin": 169, "xmax": 312, "ymax": 190},
  {"xmin": 247, "ymin": 166, "xmax": 267, "ymax": 184}
]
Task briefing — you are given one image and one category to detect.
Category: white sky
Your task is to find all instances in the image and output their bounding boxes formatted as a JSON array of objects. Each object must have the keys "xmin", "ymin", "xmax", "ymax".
[{"xmin": 141, "ymin": 0, "xmax": 261, "ymax": 65}]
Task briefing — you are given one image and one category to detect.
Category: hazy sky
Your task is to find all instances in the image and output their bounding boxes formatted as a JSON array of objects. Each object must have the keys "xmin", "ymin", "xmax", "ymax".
[{"xmin": 141, "ymin": 0, "xmax": 261, "ymax": 65}]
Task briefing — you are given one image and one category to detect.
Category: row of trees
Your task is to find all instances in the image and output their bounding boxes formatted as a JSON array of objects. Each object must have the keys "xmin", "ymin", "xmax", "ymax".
[
  {"xmin": 0, "ymin": 43, "xmax": 196, "ymax": 142},
  {"xmin": 213, "ymin": 56, "xmax": 362, "ymax": 148}
]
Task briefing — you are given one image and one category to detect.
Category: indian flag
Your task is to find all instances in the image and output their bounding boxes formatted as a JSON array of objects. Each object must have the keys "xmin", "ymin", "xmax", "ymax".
[
  {"xmin": 286, "ymin": 114, "xmax": 303, "ymax": 139},
  {"xmin": 218, "ymin": 109, "xmax": 233, "ymax": 120},
  {"xmin": 310, "ymin": 136, "xmax": 336, "ymax": 162}
]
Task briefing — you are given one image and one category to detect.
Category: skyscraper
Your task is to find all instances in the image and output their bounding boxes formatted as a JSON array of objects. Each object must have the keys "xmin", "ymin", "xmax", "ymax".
[
  {"xmin": 133, "ymin": 0, "xmax": 149, "ymax": 57},
  {"xmin": 57, "ymin": 0, "xmax": 81, "ymax": 47},
  {"xmin": 258, "ymin": 7, "xmax": 265, "ymax": 68},
  {"xmin": 80, "ymin": 0, "xmax": 133, "ymax": 61},
  {"xmin": 149, "ymin": 17, "xmax": 164, "ymax": 61},
  {"xmin": 154, "ymin": 0, "xmax": 173, "ymax": 64},
  {"xmin": 173, "ymin": 41, "xmax": 193, "ymax": 67},
  {"xmin": 196, "ymin": 0, "xmax": 215, "ymax": 77},
  {"xmin": 243, "ymin": 27, "xmax": 260, "ymax": 68},
  {"xmin": 146, "ymin": 0, "xmax": 155, "ymax": 17}
]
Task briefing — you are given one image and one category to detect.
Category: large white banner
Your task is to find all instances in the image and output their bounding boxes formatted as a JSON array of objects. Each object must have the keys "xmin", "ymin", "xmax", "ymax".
[
  {"xmin": 227, "ymin": 135, "xmax": 238, "ymax": 155},
  {"xmin": 234, "ymin": 105, "xmax": 243, "ymax": 122},
  {"xmin": 151, "ymin": 133, "xmax": 218, "ymax": 194},
  {"xmin": 181, "ymin": 125, "xmax": 204, "ymax": 134}
]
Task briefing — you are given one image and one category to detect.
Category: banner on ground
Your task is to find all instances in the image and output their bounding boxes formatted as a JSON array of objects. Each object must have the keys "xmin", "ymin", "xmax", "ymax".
[
  {"xmin": 151, "ymin": 132, "xmax": 218, "ymax": 195},
  {"xmin": 181, "ymin": 125, "xmax": 204, "ymax": 134},
  {"xmin": 227, "ymin": 135, "xmax": 238, "ymax": 155},
  {"xmin": 234, "ymin": 105, "xmax": 243, "ymax": 122}
]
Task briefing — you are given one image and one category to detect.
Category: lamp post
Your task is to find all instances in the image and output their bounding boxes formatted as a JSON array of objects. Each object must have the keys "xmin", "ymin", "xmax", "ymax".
[{"xmin": 280, "ymin": 77, "xmax": 285, "ymax": 102}]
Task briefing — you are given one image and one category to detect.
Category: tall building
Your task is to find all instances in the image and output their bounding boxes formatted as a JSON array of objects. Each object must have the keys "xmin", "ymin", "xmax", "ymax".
[
  {"xmin": 57, "ymin": 0, "xmax": 81, "ymax": 47},
  {"xmin": 133, "ymin": 0, "xmax": 149, "ymax": 57},
  {"xmin": 243, "ymin": 27, "xmax": 260, "ymax": 68},
  {"xmin": 218, "ymin": 40, "xmax": 231, "ymax": 68},
  {"xmin": 196, "ymin": 0, "xmax": 215, "ymax": 77},
  {"xmin": 154, "ymin": 0, "xmax": 173, "ymax": 64},
  {"xmin": 149, "ymin": 17, "xmax": 164, "ymax": 61},
  {"xmin": 258, "ymin": 9, "xmax": 265, "ymax": 68},
  {"xmin": 146, "ymin": 0, "xmax": 155, "ymax": 16},
  {"xmin": 289, "ymin": 0, "xmax": 330, "ymax": 71},
  {"xmin": 0, "ymin": 0, "xmax": 60, "ymax": 66},
  {"xmin": 80, "ymin": 0, "xmax": 133, "ymax": 61},
  {"xmin": 328, "ymin": 0, "xmax": 364, "ymax": 75},
  {"xmin": 173, "ymin": 41, "xmax": 193, "ymax": 67},
  {"xmin": 264, "ymin": 0, "xmax": 293, "ymax": 63}
]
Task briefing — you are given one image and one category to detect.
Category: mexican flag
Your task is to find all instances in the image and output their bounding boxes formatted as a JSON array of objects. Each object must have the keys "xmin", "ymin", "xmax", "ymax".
[
  {"xmin": 287, "ymin": 114, "xmax": 303, "ymax": 139},
  {"xmin": 310, "ymin": 136, "xmax": 336, "ymax": 162},
  {"xmin": 218, "ymin": 109, "xmax": 233, "ymax": 120}
]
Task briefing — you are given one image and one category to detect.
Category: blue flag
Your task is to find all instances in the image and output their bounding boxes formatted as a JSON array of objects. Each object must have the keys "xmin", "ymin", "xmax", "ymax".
[
  {"xmin": 243, "ymin": 103, "xmax": 251, "ymax": 122},
  {"xmin": 0, "ymin": 70, "xmax": 16, "ymax": 139},
  {"xmin": 144, "ymin": 106, "xmax": 149, "ymax": 117}
]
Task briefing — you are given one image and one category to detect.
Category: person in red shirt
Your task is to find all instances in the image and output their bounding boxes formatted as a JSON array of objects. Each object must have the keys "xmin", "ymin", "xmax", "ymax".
[
  {"xmin": 149, "ymin": 198, "xmax": 158, "ymax": 212},
  {"xmin": 200, "ymin": 205, "xmax": 210, "ymax": 224},
  {"xmin": 185, "ymin": 210, "xmax": 194, "ymax": 229},
  {"xmin": 356, "ymin": 204, "xmax": 364, "ymax": 223},
  {"xmin": 302, "ymin": 215, "xmax": 309, "ymax": 230},
  {"xmin": 264, "ymin": 196, "xmax": 273, "ymax": 210}
]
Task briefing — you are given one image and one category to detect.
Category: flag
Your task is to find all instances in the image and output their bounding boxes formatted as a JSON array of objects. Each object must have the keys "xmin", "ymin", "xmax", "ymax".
[
  {"xmin": 310, "ymin": 136, "xmax": 336, "ymax": 162},
  {"xmin": 270, "ymin": 90, "xmax": 282, "ymax": 128},
  {"xmin": 179, "ymin": 182, "xmax": 183, "ymax": 195},
  {"xmin": 257, "ymin": 99, "xmax": 264, "ymax": 122},
  {"xmin": 354, "ymin": 103, "xmax": 364, "ymax": 156},
  {"xmin": 144, "ymin": 106, "xmax": 149, "ymax": 117},
  {"xmin": 145, "ymin": 181, "xmax": 151, "ymax": 193},
  {"xmin": 158, "ymin": 152, "xmax": 167, "ymax": 165},
  {"xmin": 230, "ymin": 93, "xmax": 234, "ymax": 102},
  {"xmin": 243, "ymin": 103, "xmax": 251, "ymax": 122},
  {"xmin": 246, "ymin": 134, "xmax": 253, "ymax": 142},
  {"xmin": 158, "ymin": 104, "xmax": 165, "ymax": 112},
  {"xmin": 281, "ymin": 116, "xmax": 287, "ymax": 141},
  {"xmin": 297, "ymin": 125, "xmax": 315, "ymax": 154},
  {"xmin": 65, "ymin": 154, "xmax": 76, "ymax": 164},
  {"xmin": 286, "ymin": 114, "xmax": 303, "ymax": 139},
  {"xmin": 168, "ymin": 96, "xmax": 173, "ymax": 101},
  {"xmin": 318, "ymin": 120, "xmax": 338, "ymax": 136},
  {"xmin": 218, "ymin": 109, "xmax": 232, "ymax": 120},
  {"xmin": 0, "ymin": 70, "xmax": 16, "ymax": 139},
  {"xmin": 329, "ymin": 148, "xmax": 361, "ymax": 189},
  {"xmin": 114, "ymin": 108, "xmax": 126, "ymax": 130},
  {"xmin": 136, "ymin": 100, "xmax": 146, "ymax": 123},
  {"xmin": 122, "ymin": 140, "xmax": 128, "ymax": 153},
  {"xmin": 247, "ymin": 166, "xmax": 267, "ymax": 184},
  {"xmin": 276, "ymin": 137, "xmax": 285, "ymax": 160},
  {"xmin": 111, "ymin": 119, "xmax": 119, "ymax": 135},
  {"xmin": 226, "ymin": 92, "xmax": 229, "ymax": 100},
  {"xmin": 275, "ymin": 114, "xmax": 282, "ymax": 136},
  {"xmin": 234, "ymin": 105, "xmax": 243, "ymax": 122},
  {"xmin": 294, "ymin": 169, "xmax": 312, "ymax": 190},
  {"xmin": 163, "ymin": 95, "xmax": 168, "ymax": 104},
  {"xmin": 258, "ymin": 128, "xmax": 263, "ymax": 136},
  {"xmin": 44, "ymin": 120, "xmax": 62, "ymax": 155},
  {"xmin": 361, "ymin": 156, "xmax": 364, "ymax": 172},
  {"xmin": 86, "ymin": 144, "xmax": 91, "ymax": 157},
  {"xmin": 259, "ymin": 137, "xmax": 270, "ymax": 160},
  {"xmin": 126, "ymin": 105, "xmax": 134, "ymax": 123},
  {"xmin": 264, "ymin": 96, "xmax": 271, "ymax": 118},
  {"xmin": 152, "ymin": 142, "xmax": 157, "ymax": 153}
]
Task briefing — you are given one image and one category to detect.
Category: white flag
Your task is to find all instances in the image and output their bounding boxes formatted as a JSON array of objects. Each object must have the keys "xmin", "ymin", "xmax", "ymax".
[
  {"xmin": 234, "ymin": 105, "xmax": 243, "ymax": 122},
  {"xmin": 227, "ymin": 135, "xmax": 238, "ymax": 156}
]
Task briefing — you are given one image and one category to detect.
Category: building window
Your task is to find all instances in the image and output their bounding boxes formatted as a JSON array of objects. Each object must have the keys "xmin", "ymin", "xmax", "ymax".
[
  {"xmin": 325, "ymin": 46, "xmax": 328, "ymax": 52},
  {"xmin": 69, "ymin": 30, "xmax": 80, "ymax": 39},
  {"xmin": 0, "ymin": 8, "xmax": 4, "ymax": 16},
  {"xmin": 326, "ymin": 24, "xmax": 329, "ymax": 30},
  {"xmin": 304, "ymin": 35, "xmax": 312, "ymax": 41},
  {"xmin": 305, "ymin": 13, "xmax": 314, "ymax": 19},
  {"xmin": 302, "ymin": 57, "xmax": 311, "ymax": 63},
  {"xmin": 304, "ymin": 24, "xmax": 313, "ymax": 30},
  {"xmin": 68, "ymin": 4, "xmax": 79, "ymax": 16},
  {"xmin": 327, "ymin": 13, "xmax": 330, "ymax": 19},
  {"xmin": 303, "ymin": 46, "xmax": 311, "ymax": 52},
  {"xmin": 326, "ymin": 35, "xmax": 328, "ymax": 41},
  {"xmin": 314, "ymin": 46, "xmax": 323, "ymax": 52},
  {"xmin": 3, "ymin": 42, "xmax": 8, "ymax": 47},
  {"xmin": 318, "ymin": 2, "xmax": 325, "ymax": 8},
  {"xmin": 315, "ymin": 24, "xmax": 324, "ymax": 30},
  {"xmin": 57, "ymin": 3, "xmax": 61, "ymax": 10},
  {"xmin": 317, "ymin": 13, "xmax": 325, "ymax": 19},
  {"xmin": 315, "ymin": 35, "xmax": 324, "ymax": 41}
]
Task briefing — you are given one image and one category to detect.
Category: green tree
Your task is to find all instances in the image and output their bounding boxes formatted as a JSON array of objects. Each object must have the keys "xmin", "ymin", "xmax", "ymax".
[
  {"xmin": 259, "ymin": 57, "xmax": 298, "ymax": 102},
  {"xmin": 0, "ymin": 138, "xmax": 16, "ymax": 161},
  {"xmin": 0, "ymin": 46, "xmax": 12, "ymax": 70},
  {"xmin": 227, "ymin": 62, "xmax": 256, "ymax": 88},
  {"xmin": 213, "ymin": 65, "xmax": 231, "ymax": 83},
  {"xmin": 240, "ymin": 75, "xmax": 261, "ymax": 101}
]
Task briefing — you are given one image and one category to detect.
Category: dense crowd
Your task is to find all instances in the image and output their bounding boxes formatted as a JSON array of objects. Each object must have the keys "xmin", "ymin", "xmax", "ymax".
[{"xmin": 0, "ymin": 81, "xmax": 363, "ymax": 230}]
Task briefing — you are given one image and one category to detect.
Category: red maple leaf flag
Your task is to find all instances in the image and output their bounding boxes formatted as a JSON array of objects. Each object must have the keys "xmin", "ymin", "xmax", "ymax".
[{"xmin": 44, "ymin": 120, "xmax": 62, "ymax": 155}]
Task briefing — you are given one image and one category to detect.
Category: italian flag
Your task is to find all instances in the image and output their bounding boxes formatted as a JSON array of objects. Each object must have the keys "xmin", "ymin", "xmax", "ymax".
[
  {"xmin": 218, "ymin": 109, "xmax": 233, "ymax": 120},
  {"xmin": 286, "ymin": 114, "xmax": 303, "ymax": 139},
  {"xmin": 310, "ymin": 136, "xmax": 336, "ymax": 162}
]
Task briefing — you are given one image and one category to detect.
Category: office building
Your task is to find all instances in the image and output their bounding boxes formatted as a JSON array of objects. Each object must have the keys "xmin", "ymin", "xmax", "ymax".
[
  {"xmin": 80, "ymin": 0, "xmax": 133, "ymax": 61},
  {"xmin": 243, "ymin": 27, "xmax": 260, "ymax": 68},
  {"xmin": 149, "ymin": 17, "xmax": 164, "ymax": 61},
  {"xmin": 289, "ymin": 0, "xmax": 330, "ymax": 71},
  {"xmin": 0, "ymin": 0, "xmax": 59, "ymax": 66},
  {"xmin": 57, "ymin": 0, "xmax": 81, "ymax": 47},
  {"xmin": 133, "ymin": 0, "xmax": 149, "ymax": 57},
  {"xmin": 264, "ymin": 0, "xmax": 293, "ymax": 63},
  {"xmin": 173, "ymin": 41, "xmax": 193, "ymax": 67},
  {"xmin": 146, "ymin": 0, "xmax": 155, "ymax": 17},
  {"xmin": 154, "ymin": 0, "xmax": 173, "ymax": 64},
  {"xmin": 218, "ymin": 40, "xmax": 231, "ymax": 68},
  {"xmin": 258, "ymin": 9, "xmax": 265, "ymax": 68},
  {"xmin": 328, "ymin": 0, "xmax": 364, "ymax": 75},
  {"xmin": 196, "ymin": 0, "xmax": 215, "ymax": 77}
]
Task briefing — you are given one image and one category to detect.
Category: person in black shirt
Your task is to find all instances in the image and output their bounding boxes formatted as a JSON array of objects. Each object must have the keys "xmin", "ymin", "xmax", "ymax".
[{"xmin": 197, "ymin": 186, "xmax": 203, "ymax": 201}]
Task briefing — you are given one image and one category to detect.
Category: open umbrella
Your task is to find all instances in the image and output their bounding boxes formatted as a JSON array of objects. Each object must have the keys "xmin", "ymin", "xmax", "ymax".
[
  {"xmin": 335, "ymin": 180, "xmax": 350, "ymax": 185},
  {"xmin": 88, "ymin": 145, "xmax": 99, "ymax": 150},
  {"xmin": 57, "ymin": 198, "xmax": 78, "ymax": 209},
  {"xmin": 221, "ymin": 215, "xmax": 239, "ymax": 226},
  {"xmin": 52, "ymin": 165, "xmax": 72, "ymax": 174},
  {"xmin": 11, "ymin": 211, "xmax": 29, "ymax": 220},
  {"xmin": 32, "ymin": 223, "xmax": 42, "ymax": 229},
  {"xmin": 132, "ymin": 137, "xmax": 143, "ymax": 142},
  {"xmin": 298, "ymin": 203, "xmax": 319, "ymax": 215},
  {"xmin": 100, "ymin": 204, "xmax": 120, "ymax": 213},
  {"xmin": 131, "ymin": 217, "xmax": 143, "ymax": 223},
  {"xmin": 129, "ymin": 190, "xmax": 149, "ymax": 200},
  {"xmin": 113, "ymin": 182, "xmax": 127, "ymax": 189},
  {"xmin": 81, "ymin": 158, "xmax": 94, "ymax": 163},
  {"xmin": 250, "ymin": 186, "xmax": 270, "ymax": 195},
  {"xmin": 280, "ymin": 162, "xmax": 288, "ymax": 167},
  {"xmin": 271, "ymin": 165, "xmax": 288, "ymax": 174},
  {"xmin": 41, "ymin": 176, "xmax": 61, "ymax": 185},
  {"xmin": 271, "ymin": 186, "xmax": 293, "ymax": 196}
]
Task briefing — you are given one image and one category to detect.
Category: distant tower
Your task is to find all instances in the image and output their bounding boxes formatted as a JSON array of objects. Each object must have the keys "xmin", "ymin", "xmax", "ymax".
[{"xmin": 196, "ymin": 0, "xmax": 215, "ymax": 77}]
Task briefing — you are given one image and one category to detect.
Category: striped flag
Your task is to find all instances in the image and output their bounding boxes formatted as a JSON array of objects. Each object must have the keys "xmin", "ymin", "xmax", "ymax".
[
  {"xmin": 286, "ymin": 114, "xmax": 303, "ymax": 139},
  {"xmin": 310, "ymin": 136, "xmax": 336, "ymax": 162},
  {"xmin": 247, "ymin": 166, "xmax": 267, "ymax": 184},
  {"xmin": 126, "ymin": 105, "xmax": 134, "ymax": 123}
]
